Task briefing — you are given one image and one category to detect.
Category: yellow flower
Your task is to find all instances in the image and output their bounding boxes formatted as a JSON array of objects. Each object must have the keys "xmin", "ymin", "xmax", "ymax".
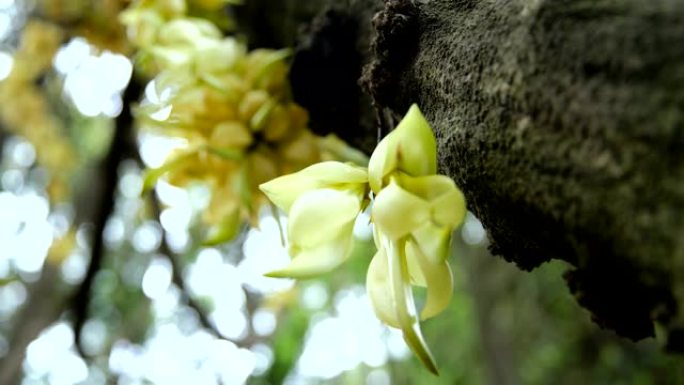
[
  {"xmin": 260, "ymin": 162, "xmax": 368, "ymax": 278},
  {"xmin": 259, "ymin": 104, "xmax": 466, "ymax": 374},
  {"xmin": 260, "ymin": 161, "xmax": 368, "ymax": 211},
  {"xmin": 366, "ymin": 105, "xmax": 465, "ymax": 374},
  {"xmin": 120, "ymin": 0, "xmax": 186, "ymax": 49},
  {"xmin": 368, "ymin": 174, "xmax": 465, "ymax": 373},
  {"xmin": 139, "ymin": 36, "xmax": 322, "ymax": 244},
  {"xmin": 120, "ymin": 0, "xmax": 242, "ymax": 75}
]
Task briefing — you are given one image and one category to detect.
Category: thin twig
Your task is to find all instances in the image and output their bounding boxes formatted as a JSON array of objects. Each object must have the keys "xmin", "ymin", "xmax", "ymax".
[
  {"xmin": 148, "ymin": 193, "xmax": 226, "ymax": 340},
  {"xmin": 0, "ymin": 265, "xmax": 66, "ymax": 385},
  {"xmin": 71, "ymin": 79, "xmax": 141, "ymax": 356},
  {"xmin": 0, "ymin": 122, "xmax": 7, "ymax": 159},
  {"xmin": 148, "ymin": 192, "xmax": 267, "ymax": 349}
]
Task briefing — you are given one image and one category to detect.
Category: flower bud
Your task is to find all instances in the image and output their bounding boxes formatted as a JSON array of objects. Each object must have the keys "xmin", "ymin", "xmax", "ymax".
[{"xmin": 368, "ymin": 104, "xmax": 437, "ymax": 193}]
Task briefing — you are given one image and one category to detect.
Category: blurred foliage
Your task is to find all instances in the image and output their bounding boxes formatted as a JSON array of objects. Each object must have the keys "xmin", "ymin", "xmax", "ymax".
[{"xmin": 261, "ymin": 307, "xmax": 309, "ymax": 385}]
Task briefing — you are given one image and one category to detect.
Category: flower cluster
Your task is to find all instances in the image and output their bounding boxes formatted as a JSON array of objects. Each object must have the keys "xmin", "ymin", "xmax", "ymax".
[
  {"xmin": 120, "ymin": 0, "xmax": 240, "ymax": 76},
  {"xmin": 136, "ymin": 16, "xmax": 323, "ymax": 244},
  {"xmin": 260, "ymin": 104, "xmax": 466, "ymax": 373}
]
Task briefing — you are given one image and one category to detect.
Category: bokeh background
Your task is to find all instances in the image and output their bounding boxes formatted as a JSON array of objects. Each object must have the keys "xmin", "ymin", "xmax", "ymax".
[{"xmin": 0, "ymin": 0, "xmax": 683, "ymax": 384}]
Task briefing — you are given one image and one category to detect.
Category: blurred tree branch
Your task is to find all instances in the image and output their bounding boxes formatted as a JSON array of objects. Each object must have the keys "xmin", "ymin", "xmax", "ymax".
[
  {"xmin": 71, "ymin": 78, "xmax": 142, "ymax": 356},
  {"xmin": 0, "ymin": 123, "xmax": 6, "ymax": 159},
  {"xmin": 0, "ymin": 57, "xmax": 143, "ymax": 385},
  {"xmin": 149, "ymin": 193, "xmax": 266, "ymax": 349},
  {"xmin": 148, "ymin": 194, "xmax": 225, "ymax": 340},
  {"xmin": 0, "ymin": 265, "xmax": 66, "ymax": 385}
]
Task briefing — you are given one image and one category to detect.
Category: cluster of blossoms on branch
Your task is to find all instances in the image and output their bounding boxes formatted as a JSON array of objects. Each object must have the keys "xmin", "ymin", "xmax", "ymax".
[
  {"xmin": 260, "ymin": 105, "xmax": 467, "ymax": 373},
  {"xmin": 127, "ymin": 0, "xmax": 363, "ymax": 245},
  {"xmin": 120, "ymin": 0, "xmax": 241, "ymax": 76}
]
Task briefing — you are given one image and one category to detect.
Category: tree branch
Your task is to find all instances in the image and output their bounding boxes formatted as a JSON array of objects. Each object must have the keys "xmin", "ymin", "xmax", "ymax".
[
  {"xmin": 71, "ymin": 78, "xmax": 141, "ymax": 355},
  {"xmin": 0, "ymin": 59, "xmax": 143, "ymax": 385},
  {"xmin": 0, "ymin": 122, "xmax": 7, "ymax": 159},
  {"xmin": 149, "ymin": 193, "xmax": 265, "ymax": 348},
  {"xmin": 0, "ymin": 265, "xmax": 66, "ymax": 385},
  {"xmin": 148, "ymin": 194, "xmax": 224, "ymax": 340}
]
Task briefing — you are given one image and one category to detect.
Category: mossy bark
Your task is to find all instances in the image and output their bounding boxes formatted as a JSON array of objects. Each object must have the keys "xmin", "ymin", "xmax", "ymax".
[{"xmin": 360, "ymin": 0, "xmax": 684, "ymax": 350}]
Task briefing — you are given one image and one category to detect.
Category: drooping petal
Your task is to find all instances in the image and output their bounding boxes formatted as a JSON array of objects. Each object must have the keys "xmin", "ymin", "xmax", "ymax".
[
  {"xmin": 267, "ymin": 188, "xmax": 360, "ymax": 278},
  {"xmin": 366, "ymin": 247, "xmax": 401, "ymax": 329},
  {"xmin": 266, "ymin": 230, "xmax": 354, "ymax": 279},
  {"xmin": 287, "ymin": 188, "xmax": 360, "ymax": 248},
  {"xmin": 259, "ymin": 161, "xmax": 368, "ymax": 212},
  {"xmin": 406, "ymin": 237, "xmax": 454, "ymax": 320},
  {"xmin": 371, "ymin": 222, "xmax": 424, "ymax": 287},
  {"xmin": 430, "ymin": 185, "xmax": 466, "ymax": 229},
  {"xmin": 387, "ymin": 237, "xmax": 439, "ymax": 375},
  {"xmin": 372, "ymin": 180, "xmax": 430, "ymax": 240},
  {"xmin": 406, "ymin": 246, "xmax": 427, "ymax": 287},
  {"xmin": 411, "ymin": 222, "xmax": 452, "ymax": 264}
]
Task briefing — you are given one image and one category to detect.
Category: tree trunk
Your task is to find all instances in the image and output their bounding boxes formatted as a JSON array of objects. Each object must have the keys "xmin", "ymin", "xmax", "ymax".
[
  {"xmin": 359, "ymin": 0, "xmax": 684, "ymax": 350},
  {"xmin": 277, "ymin": 0, "xmax": 684, "ymax": 351}
]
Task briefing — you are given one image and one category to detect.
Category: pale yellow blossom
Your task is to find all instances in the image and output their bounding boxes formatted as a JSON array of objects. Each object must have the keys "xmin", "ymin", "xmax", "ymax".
[{"xmin": 260, "ymin": 104, "xmax": 467, "ymax": 374}]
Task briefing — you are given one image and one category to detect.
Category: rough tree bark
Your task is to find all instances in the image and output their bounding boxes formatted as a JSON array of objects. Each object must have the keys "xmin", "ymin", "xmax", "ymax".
[{"xmin": 273, "ymin": 0, "xmax": 684, "ymax": 351}]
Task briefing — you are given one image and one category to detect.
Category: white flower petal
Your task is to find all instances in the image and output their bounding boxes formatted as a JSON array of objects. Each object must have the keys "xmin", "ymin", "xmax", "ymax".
[
  {"xmin": 411, "ymin": 223, "xmax": 452, "ymax": 264},
  {"xmin": 266, "ymin": 230, "xmax": 354, "ymax": 278},
  {"xmin": 258, "ymin": 174, "xmax": 321, "ymax": 212},
  {"xmin": 297, "ymin": 161, "xmax": 368, "ymax": 185},
  {"xmin": 368, "ymin": 134, "xmax": 395, "ymax": 194},
  {"xmin": 367, "ymin": 247, "xmax": 401, "ymax": 329},
  {"xmin": 287, "ymin": 188, "xmax": 360, "ymax": 248},
  {"xmin": 372, "ymin": 181, "xmax": 430, "ymax": 240},
  {"xmin": 406, "ymin": 238, "xmax": 453, "ymax": 320},
  {"xmin": 259, "ymin": 161, "xmax": 367, "ymax": 212}
]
